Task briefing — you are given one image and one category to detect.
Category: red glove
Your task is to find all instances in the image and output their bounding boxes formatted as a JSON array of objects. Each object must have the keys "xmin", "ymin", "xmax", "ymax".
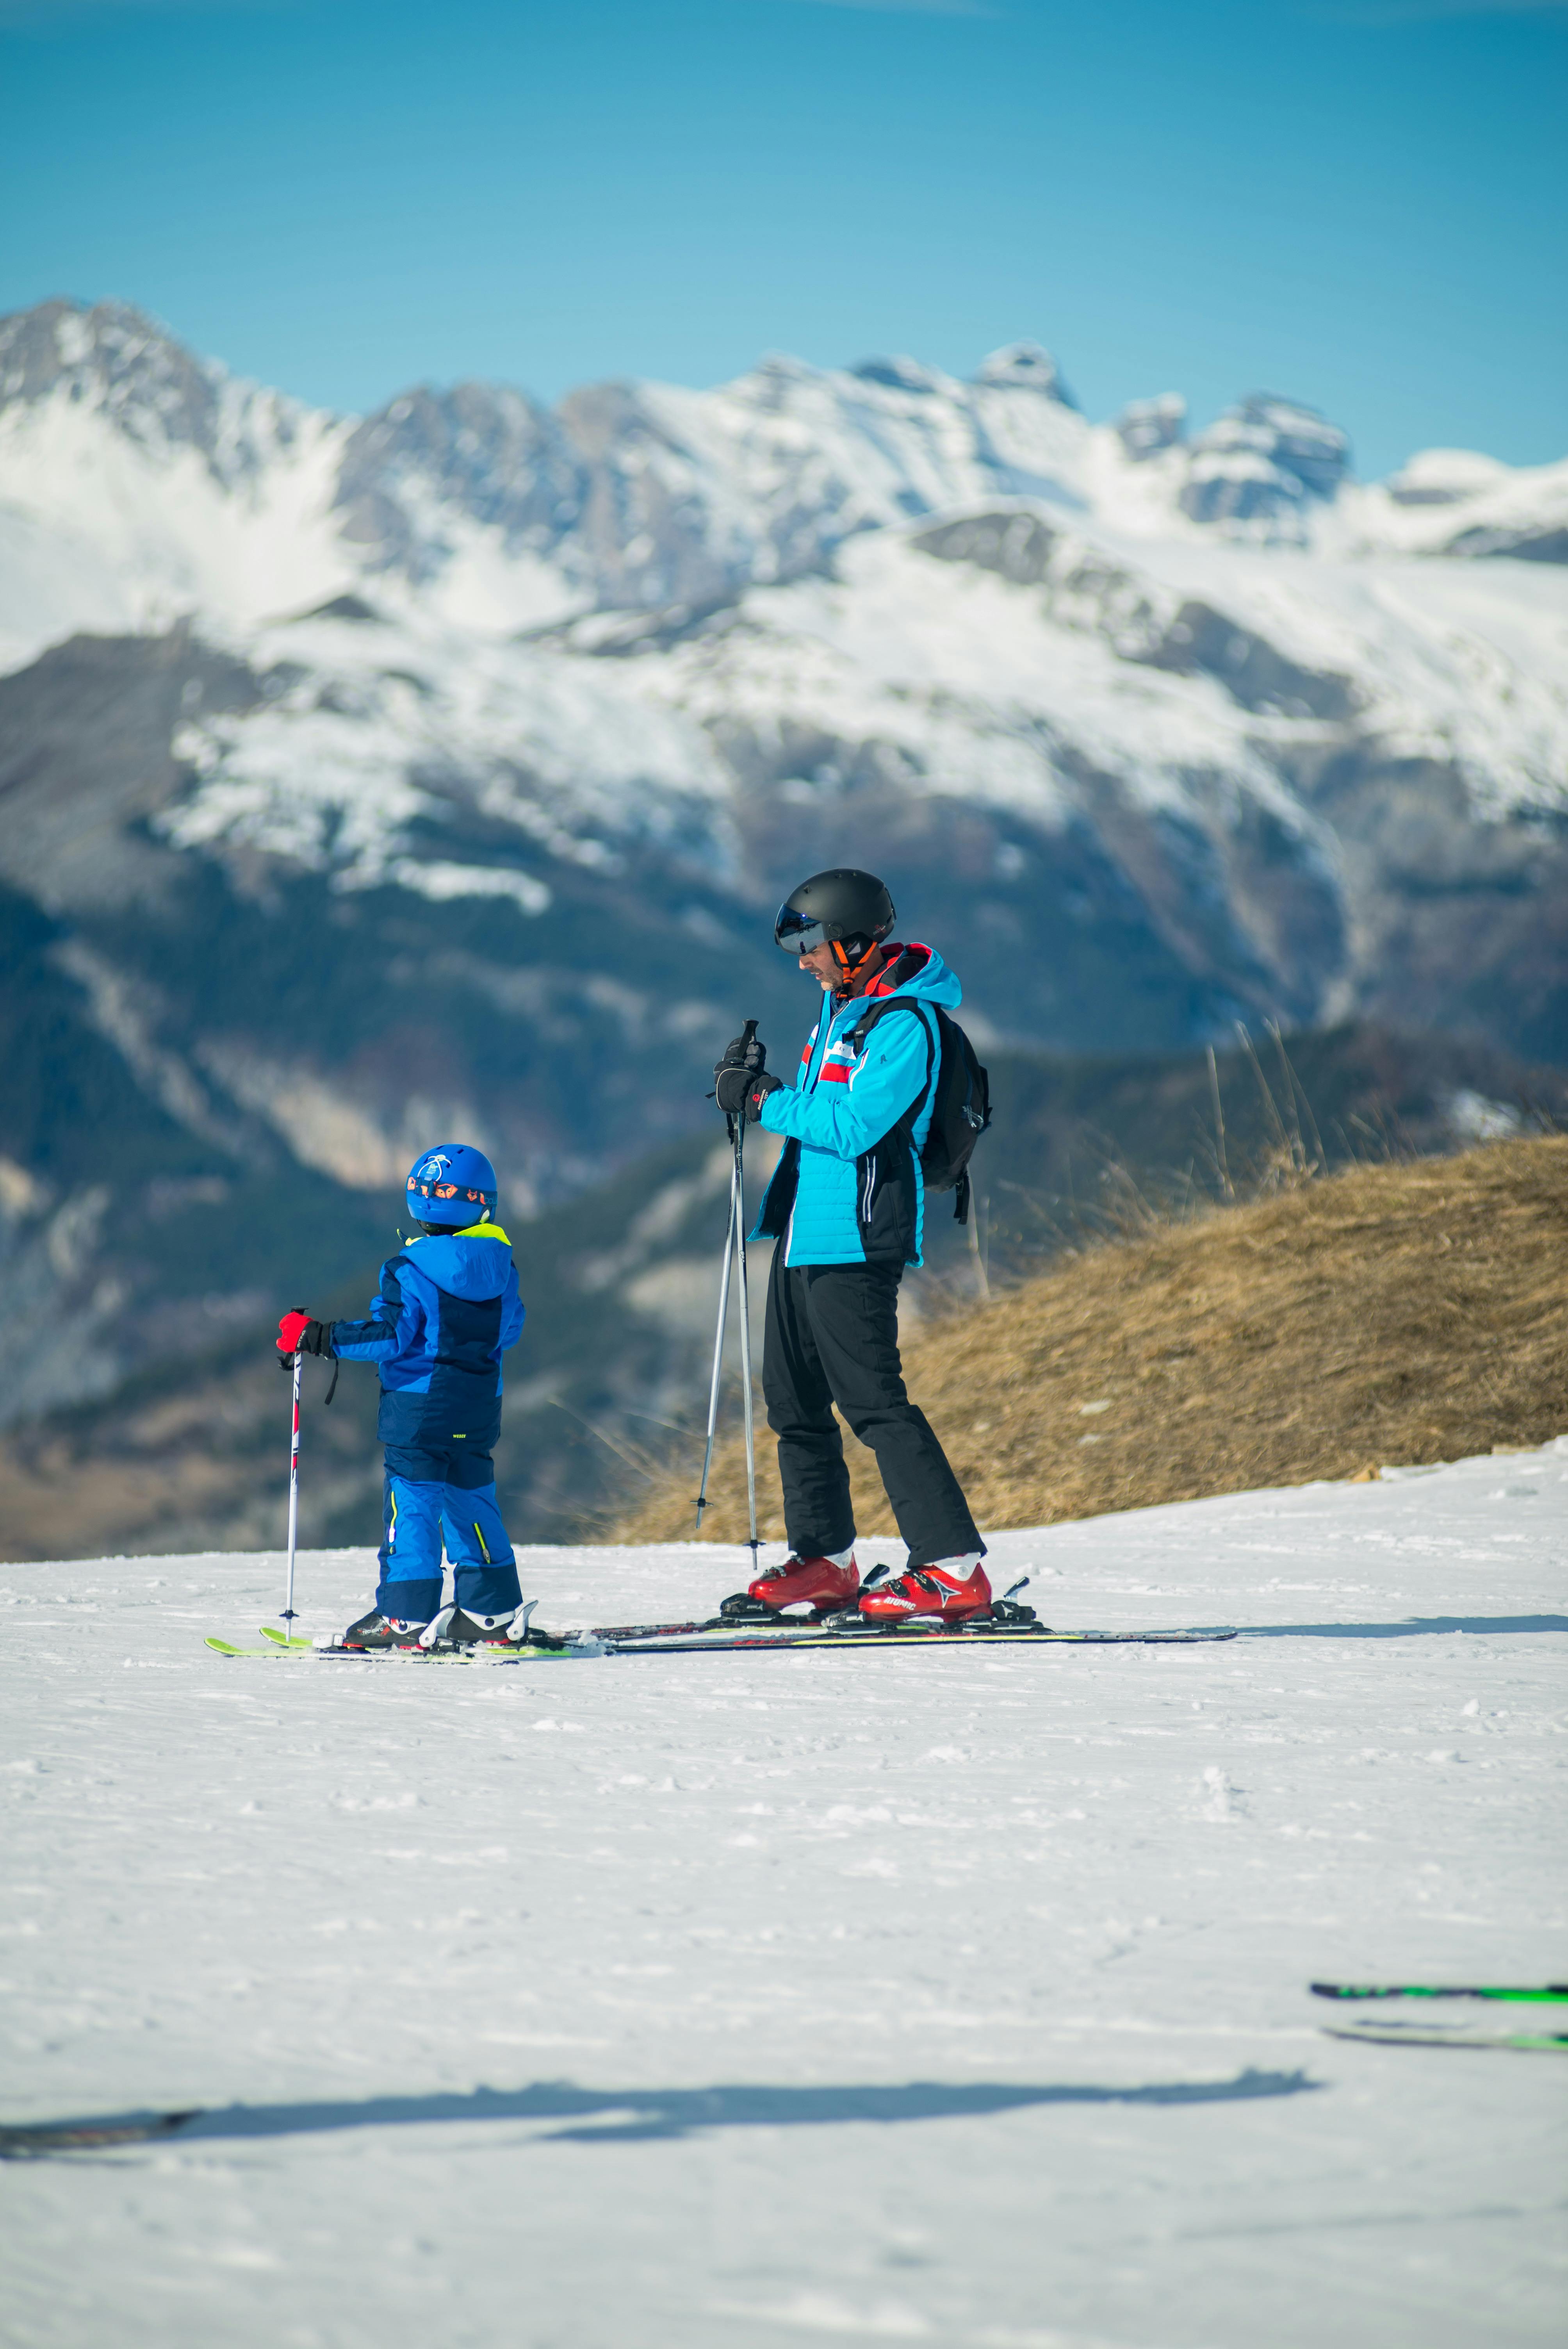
[{"xmin": 277, "ymin": 1308, "xmax": 313, "ymax": 1356}]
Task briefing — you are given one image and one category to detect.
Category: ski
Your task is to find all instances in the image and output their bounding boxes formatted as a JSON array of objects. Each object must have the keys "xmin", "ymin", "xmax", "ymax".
[
  {"xmin": 1312, "ymin": 1982, "xmax": 1568, "ymax": 2004},
  {"xmin": 589, "ymin": 1604, "xmax": 1041, "ymax": 1640},
  {"xmin": 0, "ymin": 2109, "xmax": 201, "ymax": 2159},
  {"xmin": 312, "ymin": 1641, "xmax": 581, "ymax": 1665},
  {"xmin": 595, "ymin": 1623, "xmax": 1237, "ymax": 1654},
  {"xmin": 206, "ymin": 1636, "xmax": 582, "ymax": 1663},
  {"xmin": 1324, "ymin": 2022, "xmax": 1568, "ymax": 2054},
  {"xmin": 592, "ymin": 1572, "xmax": 1056, "ymax": 1644},
  {"xmin": 589, "ymin": 1615, "xmax": 737, "ymax": 1641},
  {"xmin": 259, "ymin": 1627, "xmax": 314, "ymax": 1648},
  {"xmin": 207, "ymin": 1623, "xmax": 1231, "ymax": 1662},
  {"xmin": 205, "ymin": 1636, "xmax": 311, "ymax": 1657}
]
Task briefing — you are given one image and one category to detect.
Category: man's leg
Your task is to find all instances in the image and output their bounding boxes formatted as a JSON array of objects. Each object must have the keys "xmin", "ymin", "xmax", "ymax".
[
  {"xmin": 375, "ymin": 1446, "xmax": 447, "ymax": 1623},
  {"xmin": 802, "ymin": 1264, "xmax": 984, "ymax": 1571},
  {"xmin": 440, "ymin": 1450, "xmax": 523, "ymax": 1620},
  {"xmin": 761, "ymin": 1243, "xmax": 856, "ymax": 1559}
]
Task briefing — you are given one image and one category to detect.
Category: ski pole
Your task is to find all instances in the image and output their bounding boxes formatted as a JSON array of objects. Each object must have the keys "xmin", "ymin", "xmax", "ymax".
[
  {"xmin": 282, "ymin": 1347, "xmax": 302, "ymax": 1633},
  {"xmin": 694, "ymin": 1018, "xmax": 759, "ymax": 1535},
  {"xmin": 694, "ymin": 1125, "xmax": 741, "ymax": 1531},
  {"xmin": 732, "ymin": 1106, "xmax": 761, "ymax": 1577}
]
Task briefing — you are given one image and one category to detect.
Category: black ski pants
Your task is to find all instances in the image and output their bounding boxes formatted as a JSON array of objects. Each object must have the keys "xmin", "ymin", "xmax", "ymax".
[{"xmin": 762, "ymin": 1248, "xmax": 984, "ymax": 1570}]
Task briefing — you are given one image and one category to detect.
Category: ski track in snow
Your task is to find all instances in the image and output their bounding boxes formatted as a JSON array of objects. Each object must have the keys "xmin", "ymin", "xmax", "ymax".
[{"xmin": 2, "ymin": 1443, "xmax": 1565, "ymax": 2348}]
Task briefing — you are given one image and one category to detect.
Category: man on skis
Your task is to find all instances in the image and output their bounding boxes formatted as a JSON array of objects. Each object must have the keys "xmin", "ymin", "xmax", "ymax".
[
  {"xmin": 713, "ymin": 868, "xmax": 989, "ymax": 1624},
  {"xmin": 274, "ymin": 1146, "xmax": 527, "ymax": 1649}
]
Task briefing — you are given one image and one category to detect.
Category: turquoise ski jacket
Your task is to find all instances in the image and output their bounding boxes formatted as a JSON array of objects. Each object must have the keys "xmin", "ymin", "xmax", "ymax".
[{"xmin": 750, "ymin": 943, "xmax": 958, "ymax": 1269}]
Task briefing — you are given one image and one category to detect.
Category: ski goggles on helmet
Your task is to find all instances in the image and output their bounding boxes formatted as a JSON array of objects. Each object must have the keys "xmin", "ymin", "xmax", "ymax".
[
  {"xmin": 774, "ymin": 905, "xmax": 832, "ymax": 956},
  {"xmin": 406, "ymin": 1176, "xmax": 495, "ymax": 1213},
  {"xmin": 775, "ymin": 907, "xmax": 884, "ymax": 975}
]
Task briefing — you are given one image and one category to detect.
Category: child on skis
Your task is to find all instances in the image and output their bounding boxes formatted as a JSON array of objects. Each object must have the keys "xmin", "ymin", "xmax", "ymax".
[{"xmin": 276, "ymin": 1145, "xmax": 526, "ymax": 1649}]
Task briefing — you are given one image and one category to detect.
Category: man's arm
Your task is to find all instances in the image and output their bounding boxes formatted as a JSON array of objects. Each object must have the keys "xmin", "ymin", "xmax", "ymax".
[
  {"xmin": 330, "ymin": 1260, "xmax": 423, "ymax": 1363},
  {"xmin": 759, "ymin": 1006, "xmax": 933, "ymax": 1160}
]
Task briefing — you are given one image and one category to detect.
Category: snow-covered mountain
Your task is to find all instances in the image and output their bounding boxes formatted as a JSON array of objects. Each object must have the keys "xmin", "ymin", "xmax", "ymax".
[
  {"xmin": 4, "ymin": 299, "xmax": 1565, "ymax": 672},
  {"xmin": 1, "ymin": 294, "xmax": 1565, "ymax": 1522},
  {"xmin": 2, "ymin": 296, "xmax": 1566, "ymax": 1289}
]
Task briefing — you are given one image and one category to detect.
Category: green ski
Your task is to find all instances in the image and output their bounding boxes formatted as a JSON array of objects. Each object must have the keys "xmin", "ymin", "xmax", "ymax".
[
  {"xmin": 205, "ymin": 1634, "xmax": 579, "ymax": 1663},
  {"xmin": 1311, "ymin": 1982, "xmax": 1568, "ymax": 2003},
  {"xmin": 1325, "ymin": 2022, "xmax": 1568, "ymax": 2053},
  {"xmin": 205, "ymin": 1636, "xmax": 311, "ymax": 1657}
]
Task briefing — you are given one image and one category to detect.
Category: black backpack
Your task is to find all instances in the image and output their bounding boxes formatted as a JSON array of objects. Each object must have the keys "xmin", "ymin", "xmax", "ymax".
[{"xmin": 849, "ymin": 997, "xmax": 992, "ymax": 1223}]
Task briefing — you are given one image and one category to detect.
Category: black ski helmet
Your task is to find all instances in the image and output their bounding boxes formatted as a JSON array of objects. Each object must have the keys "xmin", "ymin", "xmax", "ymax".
[{"xmin": 774, "ymin": 869, "xmax": 896, "ymax": 974}]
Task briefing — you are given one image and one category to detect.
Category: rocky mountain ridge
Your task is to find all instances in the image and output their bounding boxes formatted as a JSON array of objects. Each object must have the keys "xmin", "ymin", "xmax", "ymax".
[
  {"xmin": 4, "ymin": 299, "xmax": 1566, "ymax": 673},
  {"xmin": 0, "ymin": 296, "xmax": 1564, "ymax": 1529}
]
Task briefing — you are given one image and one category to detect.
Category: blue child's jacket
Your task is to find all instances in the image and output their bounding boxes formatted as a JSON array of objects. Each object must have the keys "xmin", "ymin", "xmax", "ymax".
[
  {"xmin": 751, "ymin": 943, "xmax": 959, "ymax": 1269},
  {"xmin": 329, "ymin": 1223, "xmax": 524, "ymax": 1453}
]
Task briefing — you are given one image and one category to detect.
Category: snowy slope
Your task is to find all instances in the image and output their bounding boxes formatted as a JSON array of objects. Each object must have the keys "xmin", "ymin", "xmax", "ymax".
[{"xmin": 3, "ymin": 1441, "xmax": 1565, "ymax": 2348}]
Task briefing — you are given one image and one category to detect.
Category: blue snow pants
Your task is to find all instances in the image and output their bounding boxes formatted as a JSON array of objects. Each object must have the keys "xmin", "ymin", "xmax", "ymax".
[{"xmin": 375, "ymin": 1443, "xmax": 522, "ymax": 1623}]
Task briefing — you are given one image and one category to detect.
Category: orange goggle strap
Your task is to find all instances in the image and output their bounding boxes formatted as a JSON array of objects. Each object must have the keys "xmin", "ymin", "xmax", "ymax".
[
  {"xmin": 831, "ymin": 937, "xmax": 897, "ymax": 990},
  {"xmin": 830, "ymin": 936, "xmax": 880, "ymax": 976}
]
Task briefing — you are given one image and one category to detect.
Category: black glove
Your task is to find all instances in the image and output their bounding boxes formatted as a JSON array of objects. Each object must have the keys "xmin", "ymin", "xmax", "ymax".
[
  {"xmin": 715, "ymin": 1030, "xmax": 767, "ymax": 1076},
  {"xmin": 715, "ymin": 1066, "xmax": 783, "ymax": 1121}
]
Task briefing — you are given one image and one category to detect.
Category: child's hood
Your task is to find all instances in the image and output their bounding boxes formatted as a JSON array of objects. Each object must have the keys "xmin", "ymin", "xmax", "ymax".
[{"xmin": 406, "ymin": 1225, "xmax": 514, "ymax": 1301}]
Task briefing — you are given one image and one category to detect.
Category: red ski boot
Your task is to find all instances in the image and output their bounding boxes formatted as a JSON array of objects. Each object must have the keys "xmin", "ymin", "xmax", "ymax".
[
  {"xmin": 734, "ymin": 1553, "xmax": 860, "ymax": 1617},
  {"xmin": 856, "ymin": 1555, "xmax": 992, "ymax": 1624}
]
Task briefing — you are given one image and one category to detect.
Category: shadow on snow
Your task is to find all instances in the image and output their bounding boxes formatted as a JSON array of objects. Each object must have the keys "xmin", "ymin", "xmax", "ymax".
[{"xmin": 1, "ymin": 2069, "xmax": 1319, "ymax": 2157}]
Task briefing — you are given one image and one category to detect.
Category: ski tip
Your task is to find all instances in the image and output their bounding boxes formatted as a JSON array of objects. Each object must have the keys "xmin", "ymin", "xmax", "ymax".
[
  {"xmin": 1311, "ymin": 1980, "xmax": 1568, "ymax": 2003},
  {"xmin": 1323, "ymin": 2023, "xmax": 1568, "ymax": 2053}
]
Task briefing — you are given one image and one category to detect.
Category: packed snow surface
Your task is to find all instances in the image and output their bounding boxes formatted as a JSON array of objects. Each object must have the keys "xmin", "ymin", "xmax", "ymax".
[{"xmin": 3, "ymin": 1443, "xmax": 1566, "ymax": 2348}]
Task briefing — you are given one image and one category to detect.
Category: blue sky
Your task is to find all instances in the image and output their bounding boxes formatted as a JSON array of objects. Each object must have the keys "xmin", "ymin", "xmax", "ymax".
[{"xmin": 2, "ymin": 0, "xmax": 1563, "ymax": 476}]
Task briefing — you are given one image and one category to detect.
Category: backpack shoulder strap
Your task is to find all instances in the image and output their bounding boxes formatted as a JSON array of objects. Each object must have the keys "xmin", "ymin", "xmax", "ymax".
[
  {"xmin": 847, "ymin": 996, "xmax": 939, "ymax": 1130},
  {"xmin": 848, "ymin": 994, "xmax": 935, "ymax": 1050}
]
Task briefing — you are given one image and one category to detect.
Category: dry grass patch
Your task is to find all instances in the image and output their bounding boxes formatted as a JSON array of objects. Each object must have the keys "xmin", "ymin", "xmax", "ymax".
[{"xmin": 617, "ymin": 1135, "xmax": 1568, "ymax": 1544}]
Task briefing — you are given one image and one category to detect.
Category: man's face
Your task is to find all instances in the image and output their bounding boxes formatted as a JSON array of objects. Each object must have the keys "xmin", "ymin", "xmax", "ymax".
[{"xmin": 798, "ymin": 941, "xmax": 841, "ymax": 989}]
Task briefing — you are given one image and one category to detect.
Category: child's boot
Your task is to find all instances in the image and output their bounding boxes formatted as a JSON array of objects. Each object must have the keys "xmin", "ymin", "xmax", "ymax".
[
  {"xmin": 342, "ymin": 1608, "xmax": 430, "ymax": 1650},
  {"xmin": 446, "ymin": 1606, "xmax": 517, "ymax": 1646}
]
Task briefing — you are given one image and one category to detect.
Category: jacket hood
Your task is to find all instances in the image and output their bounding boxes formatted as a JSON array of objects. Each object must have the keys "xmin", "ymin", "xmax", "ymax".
[
  {"xmin": 855, "ymin": 940, "xmax": 961, "ymax": 1013},
  {"xmin": 406, "ymin": 1226, "xmax": 513, "ymax": 1301}
]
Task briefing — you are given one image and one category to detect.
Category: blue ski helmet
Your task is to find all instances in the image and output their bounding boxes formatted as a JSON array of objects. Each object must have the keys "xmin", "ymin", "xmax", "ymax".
[{"xmin": 405, "ymin": 1144, "xmax": 498, "ymax": 1226}]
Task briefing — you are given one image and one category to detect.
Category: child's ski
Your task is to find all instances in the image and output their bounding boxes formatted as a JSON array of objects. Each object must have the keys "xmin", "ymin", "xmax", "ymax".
[
  {"xmin": 312, "ymin": 1642, "xmax": 581, "ymax": 1665},
  {"xmin": 1324, "ymin": 2022, "xmax": 1568, "ymax": 2053},
  {"xmin": 1312, "ymin": 1982, "xmax": 1568, "ymax": 2004},
  {"xmin": 205, "ymin": 1636, "xmax": 582, "ymax": 1663},
  {"xmin": 205, "ymin": 1636, "xmax": 311, "ymax": 1657}
]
